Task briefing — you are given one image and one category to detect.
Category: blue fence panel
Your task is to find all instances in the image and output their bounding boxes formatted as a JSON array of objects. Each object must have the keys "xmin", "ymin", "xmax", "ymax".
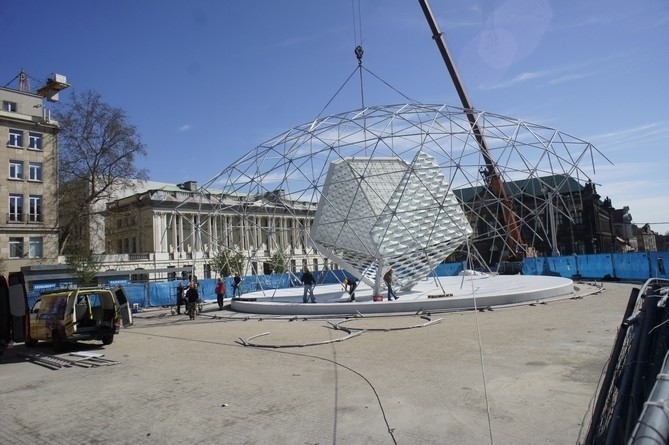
[
  {"xmin": 649, "ymin": 252, "xmax": 669, "ymax": 279},
  {"xmin": 533, "ymin": 257, "xmax": 573, "ymax": 277},
  {"xmin": 560, "ymin": 256, "xmax": 579, "ymax": 277},
  {"xmin": 224, "ymin": 277, "xmax": 234, "ymax": 297},
  {"xmin": 147, "ymin": 281, "xmax": 175, "ymax": 307},
  {"xmin": 573, "ymin": 254, "xmax": 614, "ymax": 279},
  {"xmin": 197, "ymin": 278, "xmax": 216, "ymax": 301},
  {"xmin": 522, "ymin": 258, "xmax": 541, "ymax": 276},
  {"xmin": 123, "ymin": 283, "xmax": 148, "ymax": 308},
  {"xmin": 523, "ymin": 257, "xmax": 566, "ymax": 276},
  {"xmin": 612, "ymin": 252, "xmax": 651, "ymax": 281}
]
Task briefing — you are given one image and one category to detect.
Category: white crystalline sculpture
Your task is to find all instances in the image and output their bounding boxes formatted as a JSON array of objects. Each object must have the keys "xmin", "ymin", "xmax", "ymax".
[{"xmin": 311, "ymin": 151, "xmax": 472, "ymax": 291}]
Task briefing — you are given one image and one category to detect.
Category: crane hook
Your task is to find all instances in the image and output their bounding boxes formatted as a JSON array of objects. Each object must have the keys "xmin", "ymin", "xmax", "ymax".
[{"xmin": 354, "ymin": 45, "xmax": 364, "ymax": 65}]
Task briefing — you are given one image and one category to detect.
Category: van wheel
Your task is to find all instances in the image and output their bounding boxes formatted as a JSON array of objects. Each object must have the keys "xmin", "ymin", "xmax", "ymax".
[
  {"xmin": 25, "ymin": 338, "xmax": 38, "ymax": 347},
  {"xmin": 102, "ymin": 336, "xmax": 114, "ymax": 345},
  {"xmin": 52, "ymin": 331, "xmax": 65, "ymax": 353}
]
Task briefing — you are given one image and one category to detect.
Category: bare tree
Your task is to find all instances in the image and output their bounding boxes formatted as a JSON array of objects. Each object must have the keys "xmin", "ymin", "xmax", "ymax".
[{"xmin": 55, "ymin": 90, "xmax": 148, "ymax": 255}]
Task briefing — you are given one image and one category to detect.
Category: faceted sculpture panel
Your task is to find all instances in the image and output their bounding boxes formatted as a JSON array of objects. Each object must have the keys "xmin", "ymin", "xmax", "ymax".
[{"xmin": 312, "ymin": 152, "xmax": 472, "ymax": 289}]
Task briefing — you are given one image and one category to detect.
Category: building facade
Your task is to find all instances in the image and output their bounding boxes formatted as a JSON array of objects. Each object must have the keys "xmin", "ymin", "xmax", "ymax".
[
  {"xmin": 97, "ymin": 174, "xmax": 625, "ymax": 281},
  {"xmin": 454, "ymin": 175, "xmax": 617, "ymax": 263},
  {"xmin": 103, "ymin": 181, "xmax": 325, "ymax": 280},
  {"xmin": 0, "ymin": 85, "xmax": 61, "ymax": 270}
]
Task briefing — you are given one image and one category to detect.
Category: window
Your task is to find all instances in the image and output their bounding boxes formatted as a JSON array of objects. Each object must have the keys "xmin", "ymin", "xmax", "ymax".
[
  {"xmin": 28, "ymin": 162, "xmax": 42, "ymax": 181},
  {"xmin": 29, "ymin": 195, "xmax": 42, "ymax": 222},
  {"xmin": 3, "ymin": 101, "xmax": 17, "ymax": 112},
  {"xmin": 9, "ymin": 160, "xmax": 23, "ymax": 180},
  {"xmin": 9, "ymin": 237, "xmax": 23, "ymax": 258},
  {"xmin": 9, "ymin": 194, "xmax": 22, "ymax": 222},
  {"xmin": 29, "ymin": 237, "xmax": 43, "ymax": 258},
  {"xmin": 8, "ymin": 129, "xmax": 23, "ymax": 147},
  {"xmin": 28, "ymin": 132, "xmax": 42, "ymax": 150}
]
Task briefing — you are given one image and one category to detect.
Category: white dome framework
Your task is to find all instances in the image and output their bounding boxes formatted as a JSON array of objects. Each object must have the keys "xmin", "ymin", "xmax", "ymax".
[{"xmin": 172, "ymin": 103, "xmax": 608, "ymax": 291}]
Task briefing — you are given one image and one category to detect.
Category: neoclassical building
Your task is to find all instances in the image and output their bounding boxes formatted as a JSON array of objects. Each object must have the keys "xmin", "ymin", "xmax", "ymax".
[{"xmin": 104, "ymin": 180, "xmax": 325, "ymax": 280}]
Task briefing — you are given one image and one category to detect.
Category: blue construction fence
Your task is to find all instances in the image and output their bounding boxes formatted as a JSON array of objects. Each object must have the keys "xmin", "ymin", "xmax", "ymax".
[
  {"xmin": 430, "ymin": 252, "xmax": 669, "ymax": 282},
  {"xmin": 25, "ymin": 253, "xmax": 668, "ymax": 309},
  {"xmin": 522, "ymin": 251, "xmax": 669, "ymax": 281},
  {"xmin": 123, "ymin": 269, "xmax": 351, "ymax": 309},
  {"xmin": 103, "ymin": 253, "xmax": 669, "ymax": 309}
]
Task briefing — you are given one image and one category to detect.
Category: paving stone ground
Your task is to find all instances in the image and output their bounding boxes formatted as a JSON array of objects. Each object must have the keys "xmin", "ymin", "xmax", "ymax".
[{"xmin": 0, "ymin": 281, "xmax": 634, "ymax": 445}]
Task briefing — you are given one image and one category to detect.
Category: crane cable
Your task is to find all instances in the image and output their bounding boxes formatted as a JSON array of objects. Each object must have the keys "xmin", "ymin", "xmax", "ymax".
[
  {"xmin": 352, "ymin": 0, "xmax": 365, "ymax": 109},
  {"xmin": 315, "ymin": 0, "xmax": 419, "ymax": 121}
]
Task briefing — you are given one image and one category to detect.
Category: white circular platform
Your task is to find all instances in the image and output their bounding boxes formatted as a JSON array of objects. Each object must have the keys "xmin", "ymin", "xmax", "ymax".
[{"xmin": 230, "ymin": 274, "xmax": 575, "ymax": 316}]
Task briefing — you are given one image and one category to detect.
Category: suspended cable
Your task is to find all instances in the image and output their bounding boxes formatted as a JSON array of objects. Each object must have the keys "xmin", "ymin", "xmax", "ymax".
[
  {"xmin": 362, "ymin": 66, "xmax": 420, "ymax": 104},
  {"xmin": 351, "ymin": 0, "xmax": 363, "ymax": 48},
  {"xmin": 314, "ymin": 66, "xmax": 359, "ymax": 121},
  {"xmin": 464, "ymin": 241, "xmax": 496, "ymax": 445},
  {"xmin": 350, "ymin": 0, "xmax": 366, "ymax": 109}
]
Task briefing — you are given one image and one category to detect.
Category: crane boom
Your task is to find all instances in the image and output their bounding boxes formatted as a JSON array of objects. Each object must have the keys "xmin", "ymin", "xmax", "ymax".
[{"xmin": 418, "ymin": 0, "xmax": 524, "ymax": 261}]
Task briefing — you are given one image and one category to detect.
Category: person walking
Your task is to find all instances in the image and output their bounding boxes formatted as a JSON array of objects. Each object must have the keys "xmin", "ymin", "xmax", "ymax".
[
  {"xmin": 233, "ymin": 273, "xmax": 242, "ymax": 298},
  {"xmin": 344, "ymin": 277, "xmax": 357, "ymax": 302},
  {"xmin": 302, "ymin": 267, "xmax": 316, "ymax": 303},
  {"xmin": 185, "ymin": 282, "xmax": 199, "ymax": 320},
  {"xmin": 215, "ymin": 278, "xmax": 226, "ymax": 310},
  {"xmin": 176, "ymin": 282, "xmax": 185, "ymax": 314},
  {"xmin": 384, "ymin": 268, "xmax": 398, "ymax": 301}
]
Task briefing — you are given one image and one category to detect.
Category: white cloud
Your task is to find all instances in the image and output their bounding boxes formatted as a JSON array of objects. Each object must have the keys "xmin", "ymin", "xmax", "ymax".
[
  {"xmin": 588, "ymin": 122, "xmax": 669, "ymax": 153},
  {"xmin": 178, "ymin": 124, "xmax": 193, "ymax": 132}
]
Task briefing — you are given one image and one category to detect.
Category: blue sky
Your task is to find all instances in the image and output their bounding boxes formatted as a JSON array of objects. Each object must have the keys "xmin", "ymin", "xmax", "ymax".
[{"xmin": 2, "ymin": 0, "xmax": 668, "ymax": 233}]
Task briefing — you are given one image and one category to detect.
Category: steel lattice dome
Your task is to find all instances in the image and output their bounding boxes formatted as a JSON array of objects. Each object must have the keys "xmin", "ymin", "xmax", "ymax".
[{"xmin": 180, "ymin": 103, "xmax": 607, "ymax": 280}]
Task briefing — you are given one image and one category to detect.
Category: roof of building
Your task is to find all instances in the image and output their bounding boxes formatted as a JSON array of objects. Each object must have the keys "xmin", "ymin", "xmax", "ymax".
[{"xmin": 454, "ymin": 173, "xmax": 585, "ymax": 202}]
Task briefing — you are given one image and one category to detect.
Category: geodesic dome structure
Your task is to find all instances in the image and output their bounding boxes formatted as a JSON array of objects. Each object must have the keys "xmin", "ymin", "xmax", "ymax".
[{"xmin": 176, "ymin": 103, "xmax": 607, "ymax": 286}]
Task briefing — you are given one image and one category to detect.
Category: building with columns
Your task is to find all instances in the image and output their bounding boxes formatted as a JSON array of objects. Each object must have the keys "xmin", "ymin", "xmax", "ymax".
[{"xmin": 104, "ymin": 180, "xmax": 325, "ymax": 280}]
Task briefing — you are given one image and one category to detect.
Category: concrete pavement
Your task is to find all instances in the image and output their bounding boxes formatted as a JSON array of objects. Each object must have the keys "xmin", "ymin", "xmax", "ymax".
[{"xmin": 0, "ymin": 281, "xmax": 634, "ymax": 444}]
